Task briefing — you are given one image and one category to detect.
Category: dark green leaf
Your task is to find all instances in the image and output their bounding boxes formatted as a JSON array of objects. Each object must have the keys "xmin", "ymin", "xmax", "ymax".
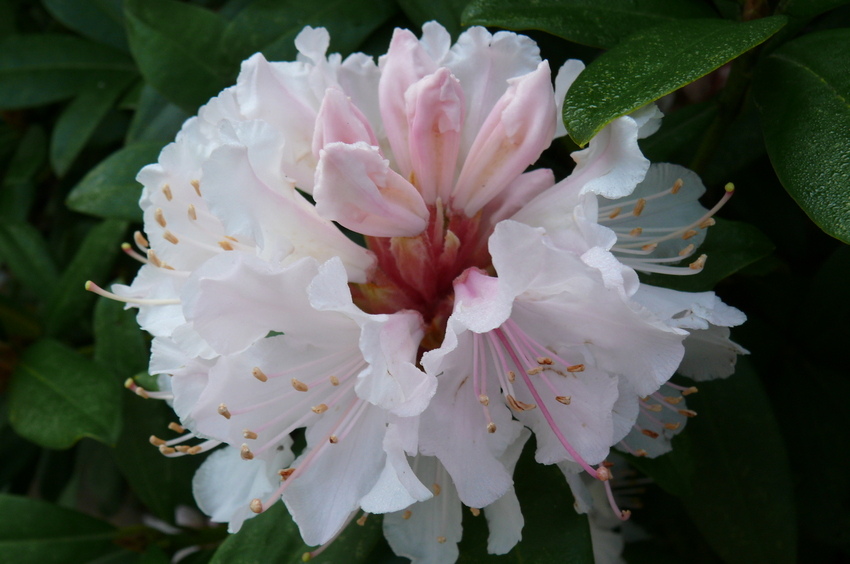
[
  {"xmin": 754, "ymin": 28, "xmax": 850, "ymax": 243},
  {"xmin": 0, "ymin": 34, "xmax": 135, "ymax": 109},
  {"xmin": 675, "ymin": 360, "xmax": 796, "ymax": 563},
  {"xmin": 7, "ymin": 339, "xmax": 122, "ymax": 449},
  {"xmin": 42, "ymin": 0, "xmax": 129, "ymax": 51},
  {"xmin": 0, "ymin": 494, "xmax": 117, "ymax": 564},
  {"xmin": 210, "ymin": 500, "xmax": 384, "ymax": 564},
  {"xmin": 639, "ymin": 217, "xmax": 774, "ymax": 292},
  {"xmin": 463, "ymin": 0, "xmax": 716, "ymax": 49},
  {"xmin": 639, "ymin": 100, "xmax": 718, "ymax": 164},
  {"xmin": 801, "ymin": 245, "xmax": 850, "ymax": 370},
  {"xmin": 564, "ymin": 17, "xmax": 787, "ymax": 146},
  {"xmin": 0, "ymin": 221, "xmax": 59, "ymax": 296},
  {"xmin": 94, "ymin": 295, "xmax": 149, "ymax": 381},
  {"xmin": 44, "ymin": 218, "xmax": 128, "ymax": 337},
  {"xmin": 458, "ymin": 438, "xmax": 594, "ymax": 563},
  {"xmin": 784, "ymin": 0, "xmax": 850, "ymax": 18},
  {"xmin": 51, "ymin": 73, "xmax": 136, "ymax": 176},
  {"xmin": 0, "ymin": 126, "xmax": 47, "ymax": 222},
  {"xmin": 124, "ymin": 0, "xmax": 231, "ymax": 112},
  {"xmin": 221, "ymin": 0, "xmax": 397, "ymax": 63},
  {"xmin": 0, "ymin": 0, "xmax": 14, "ymax": 39},
  {"xmin": 126, "ymin": 84, "xmax": 190, "ymax": 143},
  {"xmin": 398, "ymin": 0, "xmax": 469, "ymax": 38},
  {"xmin": 66, "ymin": 141, "xmax": 162, "ymax": 221},
  {"xmin": 113, "ymin": 394, "xmax": 201, "ymax": 522}
]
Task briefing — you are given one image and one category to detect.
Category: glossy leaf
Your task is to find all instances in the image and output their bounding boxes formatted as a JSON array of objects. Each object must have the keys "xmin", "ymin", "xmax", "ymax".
[
  {"xmin": 0, "ymin": 494, "xmax": 117, "ymax": 563},
  {"xmin": 94, "ymin": 295, "xmax": 148, "ymax": 381},
  {"xmin": 221, "ymin": 0, "xmax": 397, "ymax": 63},
  {"xmin": 125, "ymin": 84, "xmax": 190, "ymax": 143},
  {"xmin": 0, "ymin": 34, "xmax": 135, "ymax": 109},
  {"xmin": 639, "ymin": 217, "xmax": 774, "ymax": 292},
  {"xmin": 675, "ymin": 360, "xmax": 796, "ymax": 563},
  {"xmin": 639, "ymin": 100, "xmax": 718, "ymax": 164},
  {"xmin": 112, "ymin": 394, "xmax": 201, "ymax": 523},
  {"xmin": 210, "ymin": 501, "xmax": 384, "ymax": 564},
  {"xmin": 124, "ymin": 0, "xmax": 231, "ymax": 112},
  {"xmin": 44, "ymin": 218, "xmax": 128, "ymax": 337},
  {"xmin": 7, "ymin": 339, "xmax": 122, "ymax": 449},
  {"xmin": 0, "ymin": 221, "xmax": 59, "ymax": 297},
  {"xmin": 463, "ymin": 0, "xmax": 716, "ymax": 49},
  {"xmin": 458, "ymin": 439, "xmax": 594, "ymax": 563},
  {"xmin": 783, "ymin": 0, "xmax": 850, "ymax": 18},
  {"xmin": 397, "ymin": 0, "xmax": 468, "ymax": 38},
  {"xmin": 42, "ymin": 0, "xmax": 129, "ymax": 51},
  {"xmin": 564, "ymin": 16, "xmax": 787, "ymax": 146},
  {"xmin": 0, "ymin": 126, "xmax": 46, "ymax": 222},
  {"xmin": 754, "ymin": 28, "xmax": 850, "ymax": 243},
  {"xmin": 51, "ymin": 73, "xmax": 136, "ymax": 176},
  {"xmin": 66, "ymin": 141, "xmax": 162, "ymax": 221}
]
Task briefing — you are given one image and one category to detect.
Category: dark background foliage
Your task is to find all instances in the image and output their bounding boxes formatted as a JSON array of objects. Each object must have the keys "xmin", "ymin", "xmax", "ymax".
[{"xmin": 0, "ymin": 0, "xmax": 848, "ymax": 562}]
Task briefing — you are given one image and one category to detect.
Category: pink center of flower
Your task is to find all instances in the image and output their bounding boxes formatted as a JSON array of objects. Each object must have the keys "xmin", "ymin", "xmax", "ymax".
[{"xmin": 352, "ymin": 200, "xmax": 494, "ymax": 351}]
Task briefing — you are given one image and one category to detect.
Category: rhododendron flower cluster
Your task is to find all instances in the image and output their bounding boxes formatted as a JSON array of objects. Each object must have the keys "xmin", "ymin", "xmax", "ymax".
[{"xmin": 88, "ymin": 22, "xmax": 745, "ymax": 563}]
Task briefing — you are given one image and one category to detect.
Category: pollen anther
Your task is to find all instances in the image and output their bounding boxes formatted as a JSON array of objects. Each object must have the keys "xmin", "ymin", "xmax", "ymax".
[{"xmin": 291, "ymin": 378, "xmax": 309, "ymax": 392}]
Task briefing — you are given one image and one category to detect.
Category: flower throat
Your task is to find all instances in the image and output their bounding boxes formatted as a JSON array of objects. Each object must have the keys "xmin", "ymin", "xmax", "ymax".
[{"xmin": 352, "ymin": 199, "xmax": 493, "ymax": 351}]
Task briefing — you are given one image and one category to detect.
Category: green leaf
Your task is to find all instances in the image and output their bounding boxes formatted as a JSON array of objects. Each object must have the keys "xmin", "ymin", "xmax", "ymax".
[
  {"xmin": 0, "ymin": 221, "xmax": 59, "ymax": 296},
  {"xmin": 0, "ymin": 34, "xmax": 135, "ymax": 109},
  {"xmin": 564, "ymin": 16, "xmax": 787, "ymax": 146},
  {"xmin": 458, "ymin": 438, "xmax": 594, "ymax": 563},
  {"xmin": 94, "ymin": 294, "xmax": 149, "ymax": 381},
  {"xmin": 7, "ymin": 339, "xmax": 122, "ymax": 449},
  {"xmin": 463, "ymin": 0, "xmax": 716, "ymax": 49},
  {"xmin": 783, "ymin": 0, "xmax": 850, "ymax": 19},
  {"xmin": 397, "ymin": 0, "xmax": 469, "ymax": 38},
  {"xmin": 44, "ymin": 218, "xmax": 128, "ymax": 337},
  {"xmin": 113, "ymin": 395, "xmax": 201, "ymax": 522},
  {"xmin": 66, "ymin": 141, "xmax": 162, "ymax": 221},
  {"xmin": 126, "ymin": 84, "xmax": 190, "ymax": 143},
  {"xmin": 42, "ymin": 0, "xmax": 129, "ymax": 51},
  {"xmin": 210, "ymin": 500, "xmax": 384, "ymax": 564},
  {"xmin": 221, "ymin": 0, "xmax": 397, "ymax": 63},
  {"xmin": 674, "ymin": 360, "xmax": 796, "ymax": 563},
  {"xmin": 0, "ymin": 494, "xmax": 117, "ymax": 564},
  {"xmin": 0, "ymin": 126, "xmax": 47, "ymax": 222},
  {"xmin": 124, "ymin": 0, "xmax": 232, "ymax": 113},
  {"xmin": 754, "ymin": 28, "xmax": 850, "ymax": 244},
  {"xmin": 51, "ymin": 73, "xmax": 136, "ymax": 176},
  {"xmin": 639, "ymin": 100, "xmax": 718, "ymax": 164},
  {"xmin": 639, "ymin": 217, "xmax": 775, "ymax": 292}
]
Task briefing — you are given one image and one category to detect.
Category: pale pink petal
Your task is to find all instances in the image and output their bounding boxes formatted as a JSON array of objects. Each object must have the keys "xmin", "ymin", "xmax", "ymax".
[
  {"xmin": 483, "ymin": 428, "xmax": 530, "ymax": 554},
  {"xmin": 483, "ymin": 168, "xmax": 555, "ymax": 227},
  {"xmin": 383, "ymin": 456, "xmax": 463, "ymax": 564},
  {"xmin": 445, "ymin": 27, "xmax": 542, "ymax": 160},
  {"xmin": 379, "ymin": 28, "xmax": 438, "ymax": 178},
  {"xmin": 452, "ymin": 61, "xmax": 557, "ymax": 216},
  {"xmin": 570, "ymin": 115, "xmax": 649, "ymax": 199},
  {"xmin": 451, "ymin": 267, "xmax": 513, "ymax": 334},
  {"xmin": 282, "ymin": 402, "xmax": 387, "ymax": 545},
  {"xmin": 360, "ymin": 424, "xmax": 433, "ymax": 513},
  {"xmin": 312, "ymin": 87, "xmax": 378, "ymax": 158},
  {"xmin": 357, "ymin": 313, "xmax": 436, "ymax": 416},
  {"xmin": 235, "ymin": 53, "xmax": 320, "ymax": 191},
  {"xmin": 182, "ymin": 253, "xmax": 350, "ymax": 354},
  {"xmin": 420, "ymin": 329, "xmax": 525, "ymax": 509},
  {"xmin": 314, "ymin": 142, "xmax": 429, "ymax": 237},
  {"xmin": 193, "ymin": 441, "xmax": 293, "ymax": 532},
  {"xmin": 554, "ymin": 59, "xmax": 586, "ymax": 138},
  {"xmin": 405, "ymin": 68, "xmax": 465, "ymax": 204},
  {"xmin": 202, "ymin": 141, "xmax": 374, "ymax": 280}
]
